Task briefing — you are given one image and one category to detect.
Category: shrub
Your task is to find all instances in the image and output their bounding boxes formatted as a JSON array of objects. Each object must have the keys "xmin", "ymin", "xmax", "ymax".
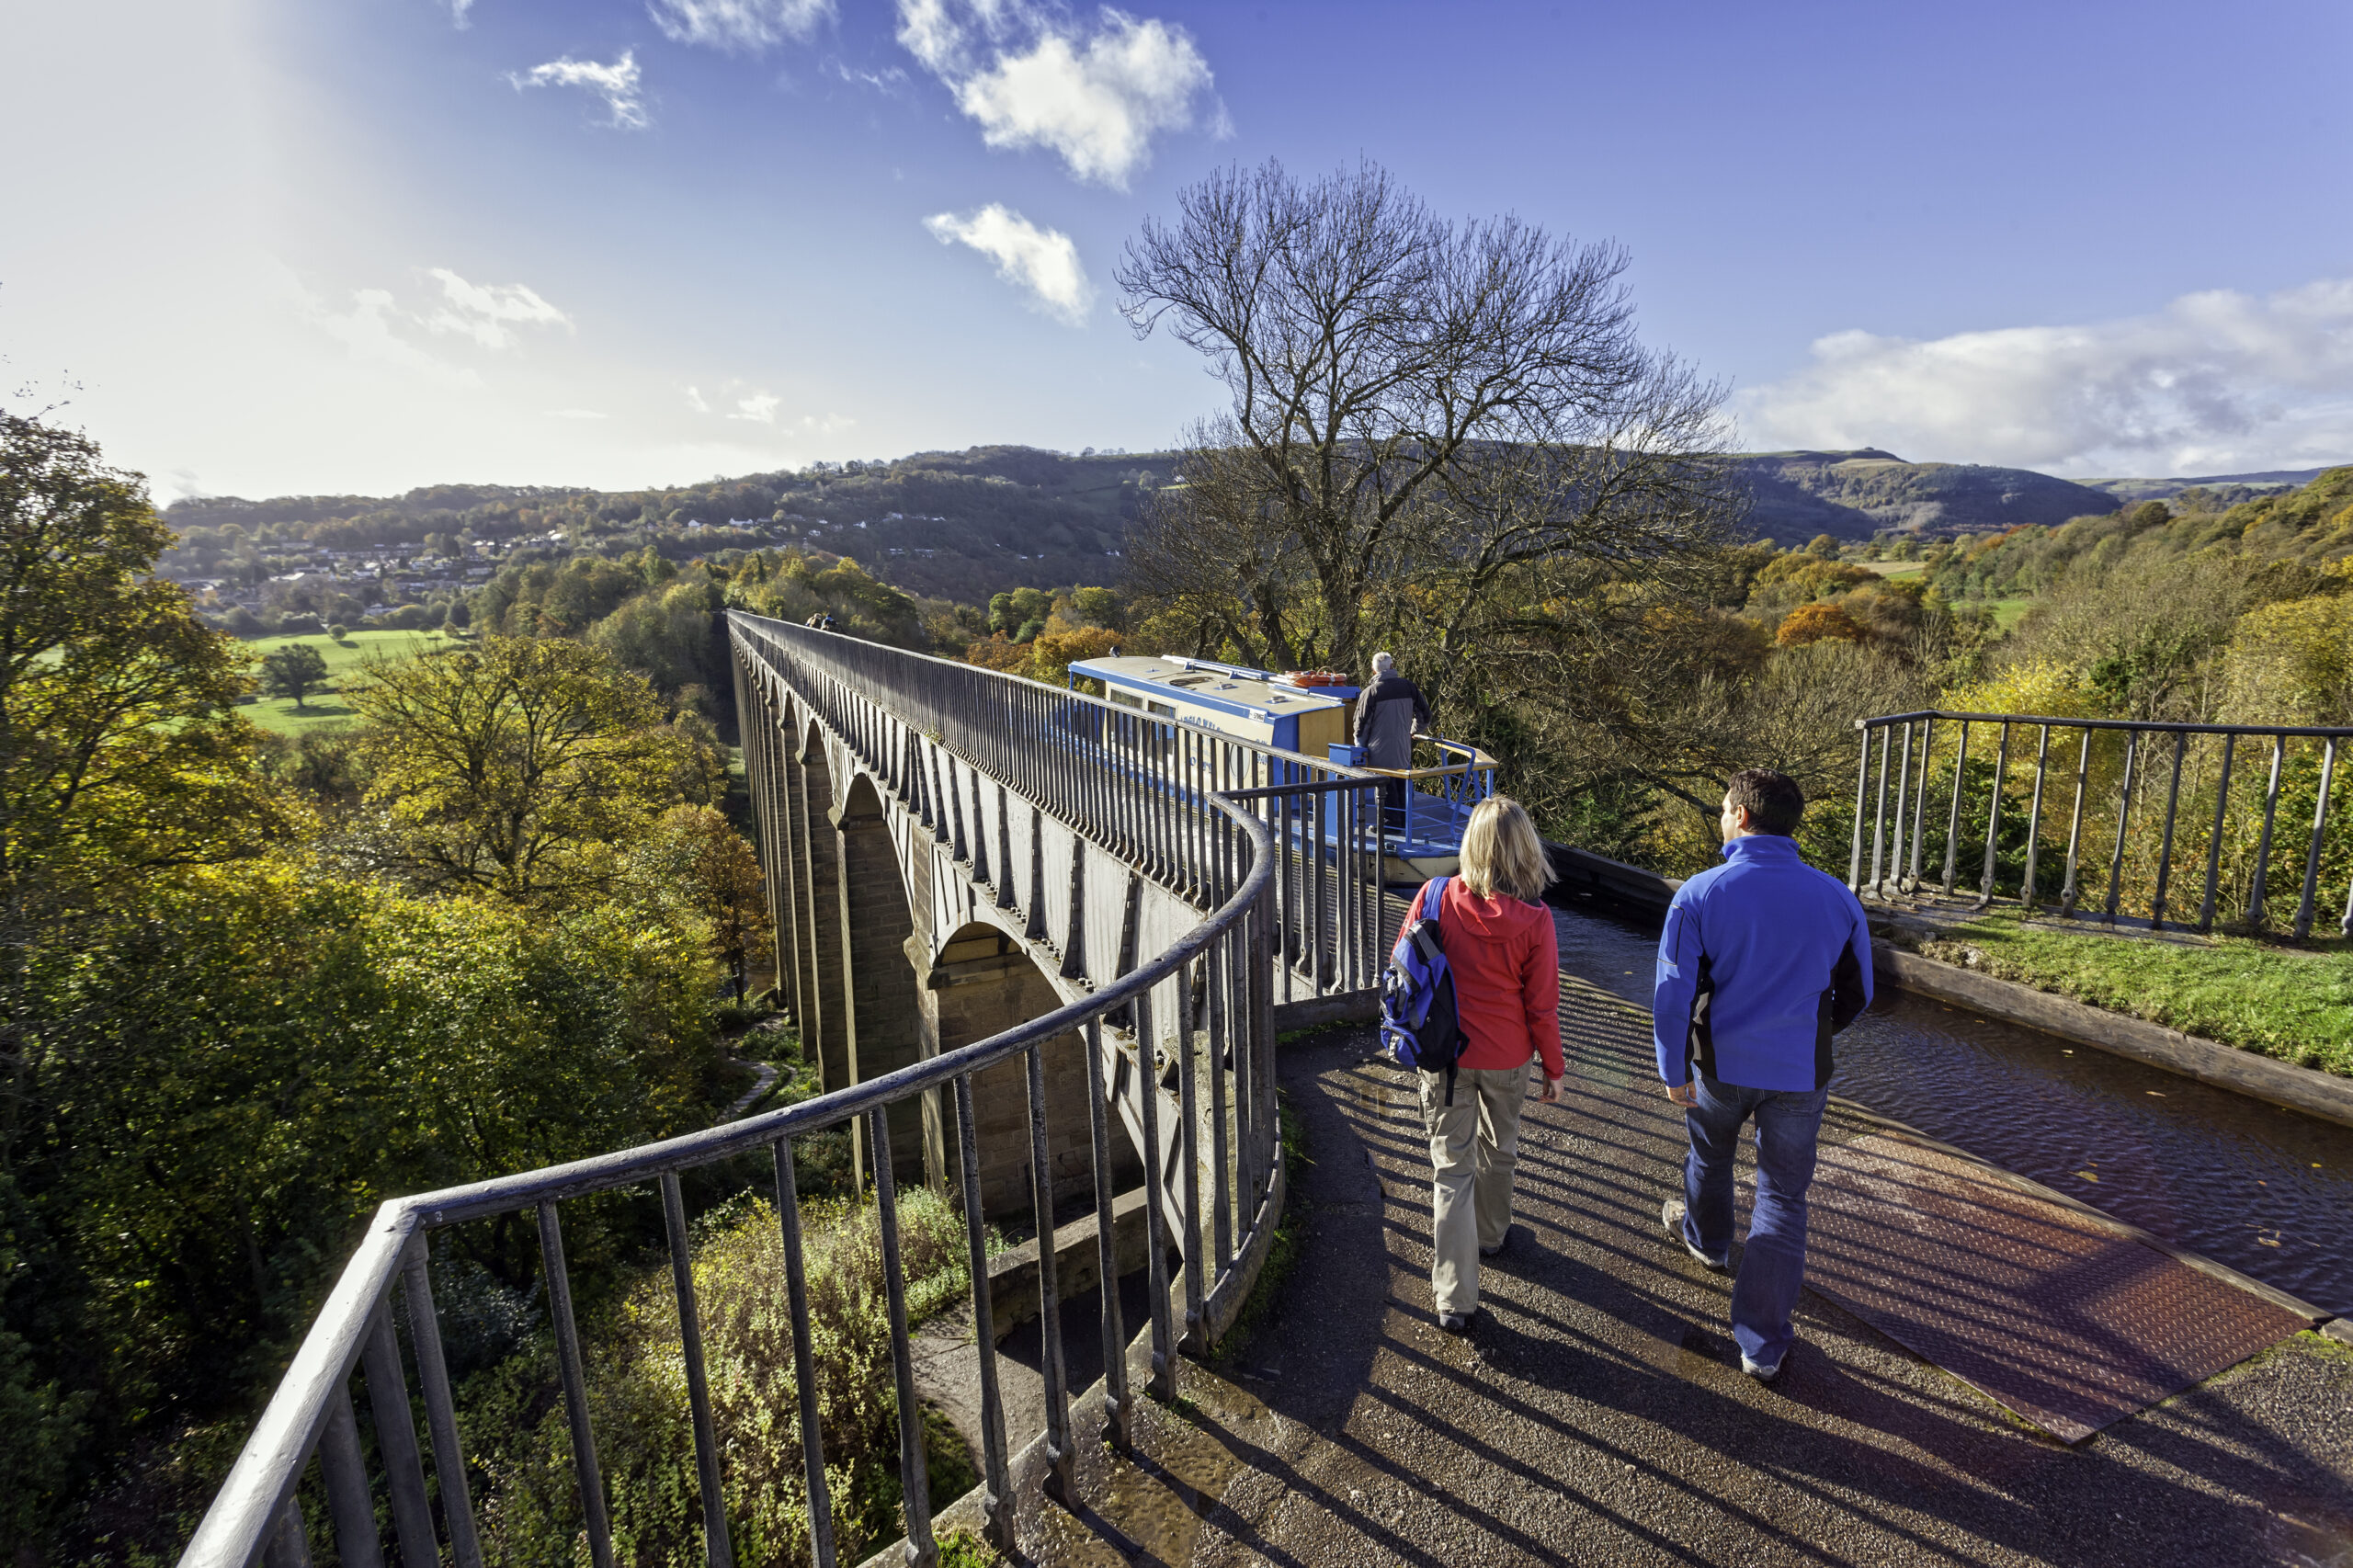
[{"xmin": 472, "ymin": 1188, "xmax": 974, "ymax": 1567}]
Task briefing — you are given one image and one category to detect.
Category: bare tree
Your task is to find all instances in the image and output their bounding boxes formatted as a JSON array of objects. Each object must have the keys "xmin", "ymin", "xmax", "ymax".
[{"xmin": 1118, "ymin": 159, "xmax": 1744, "ymax": 677}]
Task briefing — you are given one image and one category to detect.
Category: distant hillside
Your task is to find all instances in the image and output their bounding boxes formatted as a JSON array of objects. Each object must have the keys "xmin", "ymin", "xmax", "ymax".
[
  {"xmin": 165, "ymin": 446, "xmax": 1171, "ymax": 601},
  {"xmin": 164, "ymin": 442, "xmax": 2194, "ymax": 598},
  {"xmin": 2076, "ymin": 466, "xmax": 2349, "ymax": 506},
  {"xmin": 1737, "ymin": 450, "xmax": 2119, "ymax": 542}
]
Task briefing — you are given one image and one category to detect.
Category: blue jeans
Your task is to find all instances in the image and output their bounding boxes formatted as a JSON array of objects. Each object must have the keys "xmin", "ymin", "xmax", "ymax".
[{"xmin": 1680, "ymin": 1074, "xmax": 1828, "ymax": 1368}]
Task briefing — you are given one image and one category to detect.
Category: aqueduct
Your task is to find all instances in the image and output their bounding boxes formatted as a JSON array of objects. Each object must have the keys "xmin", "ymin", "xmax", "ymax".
[{"xmin": 181, "ymin": 611, "xmax": 1396, "ymax": 1568}]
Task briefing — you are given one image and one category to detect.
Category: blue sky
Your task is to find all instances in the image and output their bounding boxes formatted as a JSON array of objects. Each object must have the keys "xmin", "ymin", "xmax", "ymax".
[{"xmin": 6, "ymin": 0, "xmax": 2350, "ymax": 500}]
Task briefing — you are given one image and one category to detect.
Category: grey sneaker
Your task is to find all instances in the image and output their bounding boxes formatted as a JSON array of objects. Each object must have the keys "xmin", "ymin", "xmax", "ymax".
[
  {"xmin": 1662, "ymin": 1198, "xmax": 1729, "ymax": 1271},
  {"xmin": 1480, "ymin": 1227, "xmax": 1513, "ymax": 1259},
  {"xmin": 1741, "ymin": 1349, "xmax": 1787, "ymax": 1383},
  {"xmin": 1438, "ymin": 1307, "xmax": 1477, "ymax": 1334}
]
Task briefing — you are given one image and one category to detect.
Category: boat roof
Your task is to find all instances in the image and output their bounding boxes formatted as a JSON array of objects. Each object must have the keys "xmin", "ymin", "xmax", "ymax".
[{"xmin": 1069, "ymin": 654, "xmax": 1359, "ymax": 722}]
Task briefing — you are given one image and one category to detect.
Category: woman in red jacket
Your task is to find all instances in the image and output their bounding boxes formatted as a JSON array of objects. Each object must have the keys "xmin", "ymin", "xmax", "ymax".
[{"xmin": 1404, "ymin": 795, "xmax": 1563, "ymax": 1332}]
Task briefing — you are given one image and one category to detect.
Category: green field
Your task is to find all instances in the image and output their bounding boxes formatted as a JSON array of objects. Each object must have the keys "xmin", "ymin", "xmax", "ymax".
[
  {"xmin": 1860, "ymin": 561, "xmax": 1926, "ymax": 578},
  {"xmin": 1987, "ymin": 596, "xmax": 2033, "ymax": 630},
  {"xmin": 233, "ymin": 629, "xmax": 461, "ymax": 735}
]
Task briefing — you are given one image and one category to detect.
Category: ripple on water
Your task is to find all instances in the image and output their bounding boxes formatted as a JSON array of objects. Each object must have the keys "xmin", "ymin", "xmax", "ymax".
[{"xmin": 1548, "ymin": 902, "xmax": 2353, "ymax": 1317}]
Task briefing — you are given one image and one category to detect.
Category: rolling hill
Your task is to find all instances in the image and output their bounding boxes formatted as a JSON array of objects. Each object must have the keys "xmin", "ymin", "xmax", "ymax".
[{"xmin": 1737, "ymin": 449, "xmax": 2119, "ymax": 542}]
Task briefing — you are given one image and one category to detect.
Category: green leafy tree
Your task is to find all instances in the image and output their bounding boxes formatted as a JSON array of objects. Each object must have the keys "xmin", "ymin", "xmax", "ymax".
[
  {"xmin": 258, "ymin": 642, "xmax": 330, "ymax": 708},
  {"xmin": 0, "ymin": 415, "xmax": 287, "ymax": 1554},
  {"xmin": 347, "ymin": 636, "xmax": 693, "ymax": 904}
]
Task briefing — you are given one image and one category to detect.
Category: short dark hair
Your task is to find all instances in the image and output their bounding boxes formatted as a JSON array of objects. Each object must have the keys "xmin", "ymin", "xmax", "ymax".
[{"xmin": 1727, "ymin": 767, "xmax": 1804, "ymax": 836}]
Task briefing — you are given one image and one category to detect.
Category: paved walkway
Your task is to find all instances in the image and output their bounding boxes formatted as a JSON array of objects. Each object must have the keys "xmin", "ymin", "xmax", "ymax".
[{"xmin": 995, "ymin": 962, "xmax": 2353, "ymax": 1566}]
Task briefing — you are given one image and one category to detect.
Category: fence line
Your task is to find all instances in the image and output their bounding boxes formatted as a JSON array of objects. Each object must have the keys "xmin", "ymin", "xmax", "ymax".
[{"xmin": 1850, "ymin": 708, "xmax": 2353, "ymax": 938}]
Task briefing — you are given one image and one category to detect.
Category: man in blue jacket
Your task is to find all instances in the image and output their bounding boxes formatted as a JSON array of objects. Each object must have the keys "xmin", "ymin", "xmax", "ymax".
[{"xmin": 1653, "ymin": 767, "xmax": 1873, "ymax": 1382}]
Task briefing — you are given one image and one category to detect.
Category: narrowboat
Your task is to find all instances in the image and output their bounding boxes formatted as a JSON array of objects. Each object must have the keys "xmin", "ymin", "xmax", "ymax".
[{"xmin": 1065, "ymin": 653, "xmax": 1496, "ymax": 883}]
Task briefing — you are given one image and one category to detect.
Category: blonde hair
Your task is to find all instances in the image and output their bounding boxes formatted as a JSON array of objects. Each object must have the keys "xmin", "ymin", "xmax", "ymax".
[{"xmin": 1457, "ymin": 795, "xmax": 1555, "ymax": 903}]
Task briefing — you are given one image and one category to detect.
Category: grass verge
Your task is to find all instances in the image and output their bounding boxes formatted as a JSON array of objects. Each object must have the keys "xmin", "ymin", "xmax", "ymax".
[{"xmin": 1902, "ymin": 911, "xmax": 2353, "ymax": 1076}]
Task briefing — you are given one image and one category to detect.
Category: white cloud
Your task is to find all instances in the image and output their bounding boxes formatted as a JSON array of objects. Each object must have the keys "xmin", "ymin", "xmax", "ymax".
[
  {"xmin": 649, "ymin": 0, "xmax": 832, "ymax": 52},
  {"xmin": 828, "ymin": 59, "xmax": 910, "ymax": 92},
  {"xmin": 894, "ymin": 2, "xmax": 1214, "ymax": 187},
  {"xmin": 509, "ymin": 52, "xmax": 650, "ymax": 130},
  {"xmin": 448, "ymin": 0, "xmax": 479, "ymax": 27},
  {"xmin": 423, "ymin": 267, "xmax": 572, "ymax": 349},
  {"xmin": 302, "ymin": 287, "xmax": 480, "ymax": 385},
  {"xmin": 731, "ymin": 392, "xmax": 782, "ymax": 422},
  {"xmin": 684, "ymin": 384, "xmax": 712, "ymax": 413},
  {"xmin": 1738, "ymin": 278, "xmax": 2353, "ymax": 476},
  {"xmin": 925, "ymin": 204, "xmax": 1093, "ymax": 324},
  {"xmin": 547, "ymin": 408, "xmax": 609, "ymax": 419},
  {"xmin": 892, "ymin": 0, "xmax": 969, "ymax": 75}
]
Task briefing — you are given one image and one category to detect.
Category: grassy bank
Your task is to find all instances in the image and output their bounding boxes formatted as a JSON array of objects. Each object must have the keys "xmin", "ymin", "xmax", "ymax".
[{"xmin": 1899, "ymin": 913, "xmax": 2353, "ymax": 1077}]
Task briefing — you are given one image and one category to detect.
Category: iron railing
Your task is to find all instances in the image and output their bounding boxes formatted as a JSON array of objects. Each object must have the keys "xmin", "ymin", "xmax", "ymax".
[
  {"xmin": 731, "ymin": 614, "xmax": 1390, "ymax": 998},
  {"xmin": 1850, "ymin": 710, "xmax": 2353, "ymax": 938},
  {"xmin": 177, "ymin": 626, "xmax": 1313, "ymax": 1568}
]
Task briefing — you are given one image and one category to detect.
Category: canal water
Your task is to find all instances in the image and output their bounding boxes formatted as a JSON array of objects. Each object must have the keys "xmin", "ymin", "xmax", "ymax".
[{"xmin": 1551, "ymin": 901, "xmax": 2353, "ymax": 1317}]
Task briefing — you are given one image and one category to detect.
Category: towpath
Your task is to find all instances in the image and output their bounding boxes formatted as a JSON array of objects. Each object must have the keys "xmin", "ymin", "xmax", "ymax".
[{"xmin": 997, "ymin": 914, "xmax": 2353, "ymax": 1567}]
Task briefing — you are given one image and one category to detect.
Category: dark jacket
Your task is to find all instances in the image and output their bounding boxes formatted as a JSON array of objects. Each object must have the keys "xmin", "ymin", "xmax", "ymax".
[
  {"xmin": 1651, "ymin": 834, "xmax": 1873, "ymax": 1092},
  {"xmin": 1353, "ymin": 672, "xmax": 1430, "ymax": 769}
]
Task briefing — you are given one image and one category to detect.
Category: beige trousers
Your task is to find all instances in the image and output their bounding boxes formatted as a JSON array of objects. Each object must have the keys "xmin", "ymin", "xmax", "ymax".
[{"xmin": 1417, "ymin": 1064, "xmax": 1529, "ymax": 1315}]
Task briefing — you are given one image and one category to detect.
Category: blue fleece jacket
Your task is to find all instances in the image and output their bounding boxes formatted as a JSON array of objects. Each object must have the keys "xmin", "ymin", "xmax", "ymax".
[{"xmin": 1652, "ymin": 834, "xmax": 1875, "ymax": 1092}]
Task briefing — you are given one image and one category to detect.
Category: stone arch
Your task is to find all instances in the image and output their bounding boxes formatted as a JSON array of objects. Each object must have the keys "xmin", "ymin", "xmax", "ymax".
[
  {"xmin": 920, "ymin": 922, "xmax": 1135, "ymax": 1221},
  {"xmin": 834, "ymin": 768, "xmax": 926, "ymax": 1187},
  {"xmin": 786, "ymin": 713, "xmax": 847, "ymax": 1100}
]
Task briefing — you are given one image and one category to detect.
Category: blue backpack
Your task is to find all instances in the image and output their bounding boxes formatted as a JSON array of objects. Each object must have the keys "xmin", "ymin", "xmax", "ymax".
[{"xmin": 1381, "ymin": 875, "xmax": 1465, "ymax": 1104}]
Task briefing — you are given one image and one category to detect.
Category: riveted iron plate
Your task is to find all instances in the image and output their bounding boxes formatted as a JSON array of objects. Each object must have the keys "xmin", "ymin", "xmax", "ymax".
[{"xmin": 1807, "ymin": 1134, "xmax": 2310, "ymax": 1442}]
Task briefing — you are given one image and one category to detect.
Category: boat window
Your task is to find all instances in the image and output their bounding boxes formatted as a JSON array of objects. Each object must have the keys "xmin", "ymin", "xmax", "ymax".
[
  {"xmin": 1108, "ymin": 688, "xmax": 1142, "ymax": 709},
  {"xmin": 1146, "ymin": 701, "xmax": 1176, "ymax": 718}
]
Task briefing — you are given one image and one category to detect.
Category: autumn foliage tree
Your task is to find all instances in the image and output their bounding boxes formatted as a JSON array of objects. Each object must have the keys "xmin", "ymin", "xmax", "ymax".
[
  {"xmin": 626, "ymin": 804, "xmax": 773, "ymax": 1004},
  {"xmin": 1775, "ymin": 601, "xmax": 1866, "ymax": 647}
]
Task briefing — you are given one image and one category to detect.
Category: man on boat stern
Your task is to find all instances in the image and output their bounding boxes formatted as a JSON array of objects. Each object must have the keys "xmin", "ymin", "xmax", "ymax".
[{"xmin": 1356, "ymin": 652, "xmax": 1431, "ymax": 830}]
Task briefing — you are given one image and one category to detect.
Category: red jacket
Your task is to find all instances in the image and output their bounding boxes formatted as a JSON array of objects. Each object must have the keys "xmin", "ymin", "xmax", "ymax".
[{"xmin": 1403, "ymin": 880, "xmax": 1563, "ymax": 1079}]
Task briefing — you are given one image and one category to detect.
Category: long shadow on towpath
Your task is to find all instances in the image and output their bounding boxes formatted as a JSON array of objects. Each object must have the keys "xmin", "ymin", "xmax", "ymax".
[{"xmin": 1172, "ymin": 1006, "xmax": 2353, "ymax": 1568}]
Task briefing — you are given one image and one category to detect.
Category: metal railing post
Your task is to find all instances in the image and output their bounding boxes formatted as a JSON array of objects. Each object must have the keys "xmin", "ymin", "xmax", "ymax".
[
  {"xmin": 1135, "ymin": 985, "xmax": 1177, "ymax": 1402},
  {"xmin": 1022, "ymin": 1039, "xmax": 1074, "ymax": 1506},
  {"xmin": 2101, "ymin": 732, "xmax": 2140, "ymax": 924},
  {"xmin": 1885, "ymin": 720, "xmax": 1914, "ymax": 899},
  {"xmin": 772, "ymin": 1140, "xmax": 836, "ymax": 1568},
  {"xmin": 538, "ymin": 1200, "xmax": 615, "ymax": 1568},
  {"xmin": 1942, "ymin": 722, "xmax": 1971, "ymax": 893},
  {"xmin": 399, "ymin": 1244, "xmax": 483, "ymax": 1568},
  {"xmin": 1847, "ymin": 722, "xmax": 1870, "ymax": 890},
  {"xmin": 2294, "ymin": 737, "xmax": 2337, "ymax": 940},
  {"xmin": 2200, "ymin": 733, "xmax": 2236, "ymax": 933},
  {"xmin": 950, "ymin": 1076, "xmax": 1014, "ymax": 1549},
  {"xmin": 359, "ymin": 1307, "xmax": 436, "ymax": 1565},
  {"xmin": 870, "ymin": 1109, "xmax": 936, "ymax": 1568},
  {"xmin": 2151, "ymin": 730, "xmax": 2189, "ymax": 928},
  {"xmin": 659, "ymin": 1172, "xmax": 735, "ymax": 1568},
  {"xmin": 1975, "ymin": 723, "xmax": 2011, "ymax": 910},
  {"xmin": 2019, "ymin": 725, "xmax": 2050, "ymax": 914},
  {"xmin": 2250, "ymin": 735, "xmax": 2287, "ymax": 928},
  {"xmin": 1081, "ymin": 1017, "xmax": 1133, "ymax": 1452}
]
